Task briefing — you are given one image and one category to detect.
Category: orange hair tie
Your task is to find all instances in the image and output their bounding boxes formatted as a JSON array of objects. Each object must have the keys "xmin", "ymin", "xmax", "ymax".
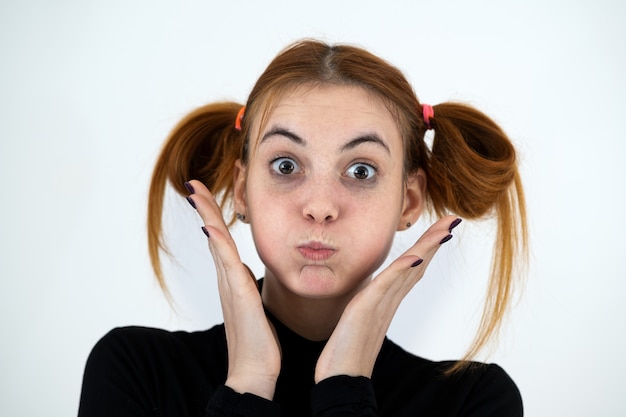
[
  {"xmin": 422, "ymin": 104, "xmax": 434, "ymax": 130},
  {"xmin": 234, "ymin": 106, "xmax": 246, "ymax": 131}
]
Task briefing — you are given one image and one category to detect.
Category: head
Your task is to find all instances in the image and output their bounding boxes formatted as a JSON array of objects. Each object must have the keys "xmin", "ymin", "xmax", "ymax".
[{"xmin": 230, "ymin": 41, "xmax": 430, "ymax": 297}]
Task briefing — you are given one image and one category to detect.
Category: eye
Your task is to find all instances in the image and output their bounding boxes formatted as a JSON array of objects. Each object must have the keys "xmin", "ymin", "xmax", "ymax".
[
  {"xmin": 271, "ymin": 157, "xmax": 300, "ymax": 175},
  {"xmin": 346, "ymin": 163, "xmax": 377, "ymax": 180}
]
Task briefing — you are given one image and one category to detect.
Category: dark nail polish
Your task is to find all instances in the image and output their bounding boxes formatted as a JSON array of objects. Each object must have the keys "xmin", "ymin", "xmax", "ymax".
[
  {"xmin": 449, "ymin": 218, "xmax": 462, "ymax": 232},
  {"xmin": 439, "ymin": 234, "xmax": 453, "ymax": 244},
  {"xmin": 411, "ymin": 258, "xmax": 424, "ymax": 268},
  {"xmin": 201, "ymin": 226, "xmax": 210, "ymax": 238},
  {"xmin": 184, "ymin": 181, "xmax": 195, "ymax": 194},
  {"xmin": 186, "ymin": 196, "xmax": 196, "ymax": 209}
]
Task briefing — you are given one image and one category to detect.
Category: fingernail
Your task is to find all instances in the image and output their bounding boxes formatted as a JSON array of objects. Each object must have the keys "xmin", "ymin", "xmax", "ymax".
[
  {"xmin": 201, "ymin": 226, "xmax": 210, "ymax": 238},
  {"xmin": 449, "ymin": 218, "xmax": 462, "ymax": 232},
  {"xmin": 184, "ymin": 181, "xmax": 195, "ymax": 194},
  {"xmin": 411, "ymin": 258, "xmax": 424, "ymax": 268},
  {"xmin": 439, "ymin": 234, "xmax": 453, "ymax": 244},
  {"xmin": 186, "ymin": 196, "xmax": 196, "ymax": 209}
]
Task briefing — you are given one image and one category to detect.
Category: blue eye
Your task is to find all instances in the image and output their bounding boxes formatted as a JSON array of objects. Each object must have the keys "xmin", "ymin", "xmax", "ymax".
[
  {"xmin": 346, "ymin": 163, "xmax": 376, "ymax": 180},
  {"xmin": 271, "ymin": 157, "xmax": 300, "ymax": 175}
]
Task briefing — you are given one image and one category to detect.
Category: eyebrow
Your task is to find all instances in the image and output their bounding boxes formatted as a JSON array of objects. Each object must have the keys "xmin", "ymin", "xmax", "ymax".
[
  {"xmin": 261, "ymin": 127, "xmax": 305, "ymax": 145},
  {"xmin": 261, "ymin": 126, "xmax": 390, "ymax": 155}
]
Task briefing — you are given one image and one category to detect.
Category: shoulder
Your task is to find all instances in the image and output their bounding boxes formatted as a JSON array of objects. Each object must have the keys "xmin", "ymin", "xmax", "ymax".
[
  {"xmin": 95, "ymin": 324, "xmax": 225, "ymax": 349},
  {"xmin": 373, "ymin": 339, "xmax": 523, "ymax": 416},
  {"xmin": 87, "ymin": 325, "xmax": 227, "ymax": 370},
  {"xmin": 460, "ymin": 362, "xmax": 523, "ymax": 416},
  {"xmin": 82, "ymin": 325, "xmax": 228, "ymax": 393},
  {"xmin": 79, "ymin": 325, "xmax": 228, "ymax": 416}
]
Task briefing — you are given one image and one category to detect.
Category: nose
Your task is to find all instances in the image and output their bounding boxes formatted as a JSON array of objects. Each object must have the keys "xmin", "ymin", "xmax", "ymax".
[{"xmin": 301, "ymin": 177, "xmax": 340, "ymax": 224}]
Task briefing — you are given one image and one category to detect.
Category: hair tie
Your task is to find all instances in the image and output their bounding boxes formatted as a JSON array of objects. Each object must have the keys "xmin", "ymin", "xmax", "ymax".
[
  {"xmin": 422, "ymin": 104, "xmax": 434, "ymax": 130},
  {"xmin": 234, "ymin": 106, "xmax": 246, "ymax": 131}
]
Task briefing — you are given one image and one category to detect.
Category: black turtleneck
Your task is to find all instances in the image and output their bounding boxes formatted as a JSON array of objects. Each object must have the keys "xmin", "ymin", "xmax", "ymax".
[
  {"xmin": 266, "ymin": 308, "xmax": 327, "ymax": 414},
  {"xmin": 79, "ymin": 290, "xmax": 522, "ymax": 416}
]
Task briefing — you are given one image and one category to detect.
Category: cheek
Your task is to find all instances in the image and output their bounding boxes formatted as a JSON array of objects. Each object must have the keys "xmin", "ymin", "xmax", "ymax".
[
  {"xmin": 344, "ymin": 202, "xmax": 399, "ymax": 265},
  {"xmin": 244, "ymin": 181, "xmax": 292, "ymax": 255},
  {"xmin": 245, "ymin": 181, "xmax": 292, "ymax": 226},
  {"xmin": 341, "ymin": 185, "xmax": 406, "ymax": 265}
]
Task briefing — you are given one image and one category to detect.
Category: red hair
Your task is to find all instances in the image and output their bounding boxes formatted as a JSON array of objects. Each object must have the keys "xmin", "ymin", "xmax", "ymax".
[{"xmin": 148, "ymin": 39, "xmax": 528, "ymax": 371}]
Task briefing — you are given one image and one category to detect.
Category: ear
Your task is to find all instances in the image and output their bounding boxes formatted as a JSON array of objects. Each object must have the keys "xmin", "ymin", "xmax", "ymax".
[
  {"xmin": 233, "ymin": 159, "xmax": 248, "ymax": 221},
  {"xmin": 397, "ymin": 168, "xmax": 426, "ymax": 231}
]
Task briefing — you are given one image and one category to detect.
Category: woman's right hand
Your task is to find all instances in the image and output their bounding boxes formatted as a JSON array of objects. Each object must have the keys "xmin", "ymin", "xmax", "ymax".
[{"xmin": 185, "ymin": 180, "xmax": 281, "ymax": 401}]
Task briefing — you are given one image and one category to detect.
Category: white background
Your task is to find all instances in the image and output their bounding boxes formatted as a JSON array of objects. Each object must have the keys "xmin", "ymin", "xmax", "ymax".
[{"xmin": 1, "ymin": 1, "xmax": 625, "ymax": 416}]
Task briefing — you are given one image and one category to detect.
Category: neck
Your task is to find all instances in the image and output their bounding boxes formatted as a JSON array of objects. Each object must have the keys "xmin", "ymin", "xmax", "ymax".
[{"xmin": 261, "ymin": 274, "xmax": 368, "ymax": 341}]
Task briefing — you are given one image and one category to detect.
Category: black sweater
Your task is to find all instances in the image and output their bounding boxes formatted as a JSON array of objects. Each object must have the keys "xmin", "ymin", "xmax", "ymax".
[{"xmin": 78, "ymin": 309, "xmax": 522, "ymax": 416}]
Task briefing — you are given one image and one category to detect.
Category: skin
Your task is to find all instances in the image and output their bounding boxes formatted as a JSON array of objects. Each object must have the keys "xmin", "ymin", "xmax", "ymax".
[{"xmin": 187, "ymin": 84, "xmax": 458, "ymax": 400}]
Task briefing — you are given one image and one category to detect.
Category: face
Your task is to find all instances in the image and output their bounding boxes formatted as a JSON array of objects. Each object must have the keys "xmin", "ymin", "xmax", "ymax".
[{"xmin": 235, "ymin": 84, "xmax": 422, "ymax": 300}]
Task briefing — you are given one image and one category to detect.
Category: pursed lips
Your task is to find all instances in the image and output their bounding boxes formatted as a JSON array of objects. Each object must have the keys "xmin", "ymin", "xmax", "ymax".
[{"xmin": 297, "ymin": 241, "xmax": 337, "ymax": 261}]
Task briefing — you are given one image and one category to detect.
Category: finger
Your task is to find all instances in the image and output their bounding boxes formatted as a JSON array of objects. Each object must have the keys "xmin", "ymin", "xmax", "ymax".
[
  {"xmin": 374, "ymin": 215, "xmax": 461, "ymax": 293},
  {"xmin": 401, "ymin": 215, "xmax": 460, "ymax": 265},
  {"xmin": 203, "ymin": 224, "xmax": 258, "ymax": 297},
  {"xmin": 183, "ymin": 180, "xmax": 251, "ymax": 292},
  {"xmin": 185, "ymin": 180, "xmax": 223, "ymax": 224},
  {"xmin": 185, "ymin": 180, "xmax": 239, "ymax": 251}
]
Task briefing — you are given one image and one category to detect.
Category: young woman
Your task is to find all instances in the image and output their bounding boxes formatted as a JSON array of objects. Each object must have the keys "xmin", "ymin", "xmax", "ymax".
[{"xmin": 79, "ymin": 39, "xmax": 527, "ymax": 416}]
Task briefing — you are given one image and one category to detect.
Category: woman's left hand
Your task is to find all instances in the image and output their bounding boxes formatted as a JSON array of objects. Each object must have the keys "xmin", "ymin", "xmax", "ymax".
[{"xmin": 314, "ymin": 215, "xmax": 460, "ymax": 383}]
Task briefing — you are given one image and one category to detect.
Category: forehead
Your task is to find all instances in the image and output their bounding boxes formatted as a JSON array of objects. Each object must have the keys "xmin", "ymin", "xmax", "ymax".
[
  {"xmin": 272, "ymin": 84, "xmax": 393, "ymax": 123},
  {"xmin": 249, "ymin": 84, "xmax": 403, "ymax": 150}
]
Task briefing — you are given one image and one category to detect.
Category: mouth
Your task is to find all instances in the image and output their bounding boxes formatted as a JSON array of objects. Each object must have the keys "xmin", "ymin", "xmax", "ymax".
[{"xmin": 297, "ymin": 241, "xmax": 337, "ymax": 262}]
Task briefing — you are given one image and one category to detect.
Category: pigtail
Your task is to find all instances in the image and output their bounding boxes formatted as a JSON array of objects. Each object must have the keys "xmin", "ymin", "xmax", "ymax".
[
  {"xmin": 147, "ymin": 102, "xmax": 244, "ymax": 294},
  {"xmin": 424, "ymin": 103, "xmax": 528, "ymax": 370}
]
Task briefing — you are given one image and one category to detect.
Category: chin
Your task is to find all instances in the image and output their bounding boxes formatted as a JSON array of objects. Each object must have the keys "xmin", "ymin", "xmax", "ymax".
[{"xmin": 287, "ymin": 265, "xmax": 370, "ymax": 300}]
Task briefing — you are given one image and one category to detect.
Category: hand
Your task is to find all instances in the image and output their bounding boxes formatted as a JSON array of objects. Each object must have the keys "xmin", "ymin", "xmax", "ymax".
[
  {"xmin": 185, "ymin": 180, "xmax": 281, "ymax": 400},
  {"xmin": 314, "ymin": 216, "xmax": 460, "ymax": 383}
]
